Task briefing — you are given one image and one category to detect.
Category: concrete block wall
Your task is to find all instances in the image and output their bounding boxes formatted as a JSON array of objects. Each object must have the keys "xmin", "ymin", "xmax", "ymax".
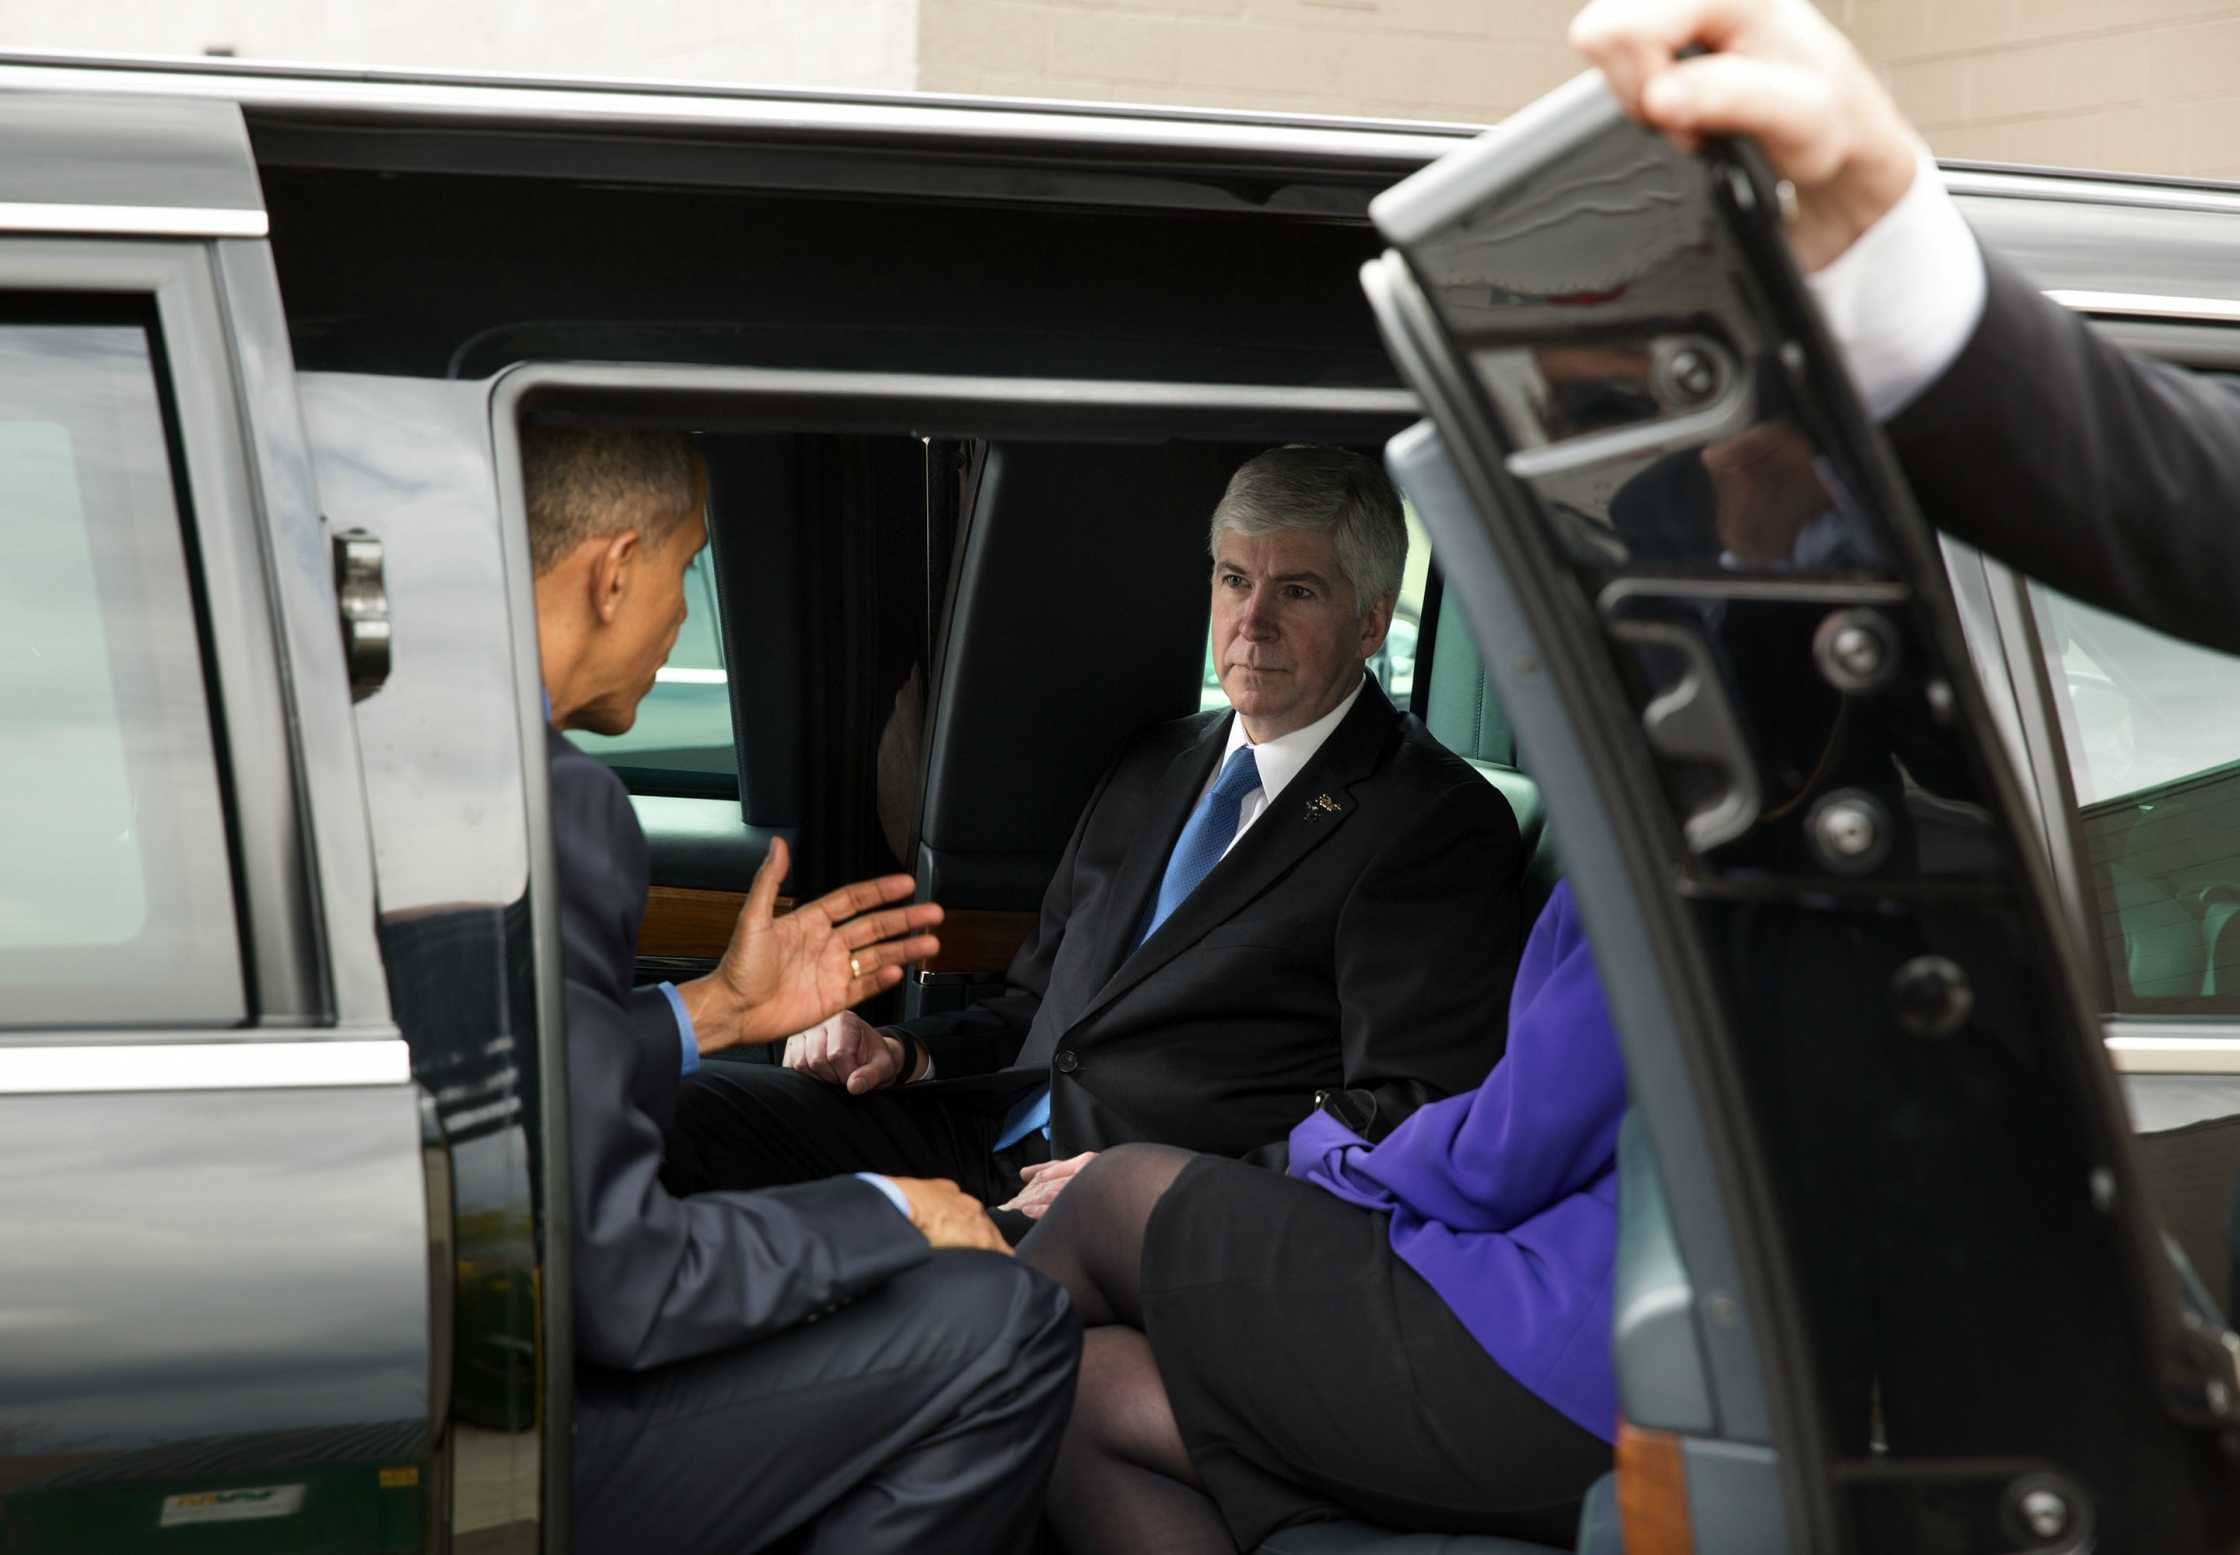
[
  {"xmin": 1837, "ymin": 0, "xmax": 2240, "ymax": 178},
  {"xmin": 915, "ymin": 0, "xmax": 1584, "ymax": 125},
  {"xmin": 0, "ymin": 0, "xmax": 920, "ymax": 93},
  {"xmin": 916, "ymin": 0, "xmax": 2240, "ymax": 177},
  {"xmin": 17, "ymin": 0, "xmax": 2240, "ymax": 179}
]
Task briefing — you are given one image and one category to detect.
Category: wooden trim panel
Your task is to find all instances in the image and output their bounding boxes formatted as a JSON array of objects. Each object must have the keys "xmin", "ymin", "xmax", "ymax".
[
  {"xmin": 640, "ymin": 885, "xmax": 747, "ymax": 961},
  {"xmin": 924, "ymin": 909, "xmax": 1038, "ymax": 976},
  {"xmin": 639, "ymin": 890, "xmax": 1031, "ymax": 976}
]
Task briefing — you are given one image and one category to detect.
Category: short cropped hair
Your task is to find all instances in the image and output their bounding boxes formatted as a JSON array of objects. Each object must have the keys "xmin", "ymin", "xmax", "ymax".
[
  {"xmin": 1207, "ymin": 445, "xmax": 1405, "ymax": 614},
  {"xmin": 522, "ymin": 425, "xmax": 702, "ymax": 574}
]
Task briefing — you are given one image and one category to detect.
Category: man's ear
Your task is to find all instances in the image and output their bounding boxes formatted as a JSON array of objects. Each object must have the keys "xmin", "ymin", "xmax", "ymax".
[
  {"xmin": 1357, "ymin": 591, "xmax": 1396, "ymax": 659},
  {"xmin": 587, "ymin": 529, "xmax": 642, "ymax": 625}
]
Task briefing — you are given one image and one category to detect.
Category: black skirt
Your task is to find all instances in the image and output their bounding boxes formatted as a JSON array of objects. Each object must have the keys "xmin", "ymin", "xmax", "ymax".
[{"xmin": 1140, "ymin": 1154, "xmax": 1612, "ymax": 1550}]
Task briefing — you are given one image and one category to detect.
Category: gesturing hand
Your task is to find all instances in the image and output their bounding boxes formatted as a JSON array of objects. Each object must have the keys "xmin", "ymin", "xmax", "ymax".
[
  {"xmin": 783, "ymin": 1011, "xmax": 923, "ymax": 1094},
  {"xmin": 997, "ymin": 1152, "xmax": 1098, "ymax": 1222},
  {"xmin": 1569, "ymin": 0, "xmax": 1920, "ymax": 271},
  {"xmin": 891, "ymin": 1177, "xmax": 1012, "ymax": 1254},
  {"xmin": 677, "ymin": 837, "xmax": 943, "ymax": 1056}
]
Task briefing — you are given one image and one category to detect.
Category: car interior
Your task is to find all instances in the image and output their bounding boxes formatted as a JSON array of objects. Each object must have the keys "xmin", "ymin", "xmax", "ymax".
[
  {"xmin": 513, "ymin": 380, "xmax": 2240, "ymax": 1550},
  {"xmin": 514, "ymin": 394, "xmax": 1592, "ymax": 1549},
  {"xmin": 528, "ymin": 405, "xmax": 1558, "ymax": 1035}
]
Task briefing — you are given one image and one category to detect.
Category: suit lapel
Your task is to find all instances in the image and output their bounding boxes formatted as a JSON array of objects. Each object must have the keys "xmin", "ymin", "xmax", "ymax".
[
  {"xmin": 1075, "ymin": 678, "xmax": 1398, "ymax": 1030},
  {"xmin": 1072, "ymin": 711, "xmax": 1231, "ymax": 996}
]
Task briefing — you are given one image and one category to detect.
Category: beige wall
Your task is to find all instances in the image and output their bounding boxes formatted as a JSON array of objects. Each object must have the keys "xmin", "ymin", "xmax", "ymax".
[
  {"xmin": 0, "ymin": 0, "xmax": 919, "ymax": 92},
  {"xmin": 1841, "ymin": 0, "xmax": 2240, "ymax": 179},
  {"xmin": 15, "ymin": 0, "xmax": 2240, "ymax": 179},
  {"xmin": 916, "ymin": 0, "xmax": 1582, "ymax": 125},
  {"xmin": 916, "ymin": 0, "xmax": 2240, "ymax": 178}
]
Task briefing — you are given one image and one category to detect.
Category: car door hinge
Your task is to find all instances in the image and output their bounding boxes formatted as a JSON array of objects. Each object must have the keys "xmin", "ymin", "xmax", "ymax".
[{"xmin": 332, "ymin": 526, "xmax": 392, "ymax": 702}]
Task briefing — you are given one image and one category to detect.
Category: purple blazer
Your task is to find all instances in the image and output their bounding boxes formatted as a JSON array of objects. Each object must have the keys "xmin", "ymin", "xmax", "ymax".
[{"xmin": 1289, "ymin": 879, "xmax": 1623, "ymax": 1442}]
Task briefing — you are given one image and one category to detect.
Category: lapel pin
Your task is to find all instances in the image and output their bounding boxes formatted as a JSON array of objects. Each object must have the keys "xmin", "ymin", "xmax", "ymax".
[{"xmin": 1304, "ymin": 792, "xmax": 1344, "ymax": 820}]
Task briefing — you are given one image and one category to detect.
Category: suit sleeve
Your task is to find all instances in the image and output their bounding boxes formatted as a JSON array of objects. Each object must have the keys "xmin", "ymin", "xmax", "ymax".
[
  {"xmin": 551, "ymin": 742, "xmax": 930, "ymax": 1373},
  {"xmin": 892, "ymin": 759, "xmax": 1121, "ymax": 1078},
  {"xmin": 1889, "ymin": 248, "xmax": 2240, "ymax": 657},
  {"xmin": 1250, "ymin": 773, "xmax": 1525, "ymax": 1168},
  {"xmin": 567, "ymin": 971, "xmax": 932, "ymax": 1371}
]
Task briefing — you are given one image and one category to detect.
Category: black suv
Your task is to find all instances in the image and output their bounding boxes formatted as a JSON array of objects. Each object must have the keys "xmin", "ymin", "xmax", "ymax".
[{"xmin": 3, "ymin": 51, "xmax": 2239, "ymax": 1555}]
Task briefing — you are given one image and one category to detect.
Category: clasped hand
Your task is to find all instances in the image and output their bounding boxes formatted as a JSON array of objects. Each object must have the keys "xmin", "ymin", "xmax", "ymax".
[
  {"xmin": 784, "ymin": 1010, "xmax": 925, "ymax": 1094},
  {"xmin": 677, "ymin": 837, "xmax": 943, "ymax": 1056}
]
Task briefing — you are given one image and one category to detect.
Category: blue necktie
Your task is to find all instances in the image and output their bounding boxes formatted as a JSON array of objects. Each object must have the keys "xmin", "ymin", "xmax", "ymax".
[
  {"xmin": 1135, "ymin": 744, "xmax": 1263, "ymax": 951},
  {"xmin": 993, "ymin": 744, "xmax": 1262, "ymax": 1154}
]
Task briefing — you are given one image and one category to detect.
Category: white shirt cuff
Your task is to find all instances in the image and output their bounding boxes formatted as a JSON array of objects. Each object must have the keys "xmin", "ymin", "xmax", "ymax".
[
  {"xmin": 1805, "ymin": 145, "xmax": 1987, "ymax": 423},
  {"xmin": 854, "ymin": 1172, "xmax": 913, "ymax": 1218}
]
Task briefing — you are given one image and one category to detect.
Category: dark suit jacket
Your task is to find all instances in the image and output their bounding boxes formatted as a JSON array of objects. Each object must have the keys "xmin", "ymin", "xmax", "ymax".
[
  {"xmin": 548, "ymin": 727, "xmax": 929, "ymax": 1372},
  {"xmin": 1890, "ymin": 249, "xmax": 2240, "ymax": 655},
  {"xmin": 899, "ymin": 678, "xmax": 1526, "ymax": 1163}
]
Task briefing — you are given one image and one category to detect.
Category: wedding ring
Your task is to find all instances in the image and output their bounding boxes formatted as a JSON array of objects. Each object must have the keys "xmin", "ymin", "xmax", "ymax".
[{"xmin": 849, "ymin": 955, "xmax": 863, "ymax": 979}]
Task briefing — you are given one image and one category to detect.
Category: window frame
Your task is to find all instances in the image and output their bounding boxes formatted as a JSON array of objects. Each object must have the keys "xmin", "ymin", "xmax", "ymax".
[
  {"xmin": 1973, "ymin": 309, "xmax": 2240, "ymax": 1079},
  {"xmin": 487, "ymin": 361, "xmax": 1420, "ymax": 1526},
  {"xmin": 0, "ymin": 240, "xmax": 330, "ymax": 1032}
]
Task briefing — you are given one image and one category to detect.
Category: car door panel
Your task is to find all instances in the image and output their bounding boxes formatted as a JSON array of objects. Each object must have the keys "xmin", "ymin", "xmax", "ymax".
[
  {"xmin": 0, "ymin": 95, "xmax": 444, "ymax": 1554},
  {"xmin": 0, "ymin": 1074, "xmax": 432, "ymax": 1553},
  {"xmin": 1366, "ymin": 75, "xmax": 2240, "ymax": 1551}
]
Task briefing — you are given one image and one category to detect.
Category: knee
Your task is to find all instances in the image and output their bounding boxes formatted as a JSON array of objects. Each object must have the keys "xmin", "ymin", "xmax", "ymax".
[
  {"xmin": 1063, "ymin": 1140, "xmax": 1193, "ymax": 1222},
  {"xmin": 931, "ymin": 1250, "xmax": 1082, "ymax": 1375},
  {"xmin": 1002, "ymin": 1256, "xmax": 1083, "ymax": 1381}
]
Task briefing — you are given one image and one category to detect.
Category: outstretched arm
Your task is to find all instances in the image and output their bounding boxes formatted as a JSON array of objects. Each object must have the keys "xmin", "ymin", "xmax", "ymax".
[{"xmin": 675, "ymin": 835, "xmax": 945, "ymax": 1054}]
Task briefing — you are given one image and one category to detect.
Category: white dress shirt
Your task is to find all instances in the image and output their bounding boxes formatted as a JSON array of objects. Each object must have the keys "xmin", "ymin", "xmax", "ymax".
[
  {"xmin": 1804, "ymin": 145, "xmax": 1988, "ymax": 423},
  {"xmin": 1205, "ymin": 675, "xmax": 1367, "ymax": 859}
]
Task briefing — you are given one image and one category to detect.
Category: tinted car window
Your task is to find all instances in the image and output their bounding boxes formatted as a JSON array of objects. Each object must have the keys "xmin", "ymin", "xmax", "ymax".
[
  {"xmin": 0, "ymin": 317, "xmax": 244, "ymax": 1027},
  {"xmin": 2034, "ymin": 581, "xmax": 2240, "ymax": 1013}
]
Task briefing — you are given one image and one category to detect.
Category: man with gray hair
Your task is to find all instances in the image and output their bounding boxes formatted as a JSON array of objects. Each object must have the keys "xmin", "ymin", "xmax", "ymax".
[{"xmin": 666, "ymin": 443, "xmax": 1529, "ymax": 1228}]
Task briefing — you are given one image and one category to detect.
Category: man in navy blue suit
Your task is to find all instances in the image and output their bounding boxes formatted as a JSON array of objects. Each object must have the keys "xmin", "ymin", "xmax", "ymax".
[{"xmin": 526, "ymin": 424, "xmax": 1079, "ymax": 1555}]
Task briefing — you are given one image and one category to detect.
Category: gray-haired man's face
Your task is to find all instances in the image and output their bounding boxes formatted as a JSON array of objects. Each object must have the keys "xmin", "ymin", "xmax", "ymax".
[{"xmin": 1210, "ymin": 527, "xmax": 1391, "ymax": 743}]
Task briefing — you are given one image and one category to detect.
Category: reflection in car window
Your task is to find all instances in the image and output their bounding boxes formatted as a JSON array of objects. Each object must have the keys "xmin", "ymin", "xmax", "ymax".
[
  {"xmin": 2034, "ymin": 583, "xmax": 2240, "ymax": 1013},
  {"xmin": 1201, "ymin": 502, "xmax": 1432, "ymax": 713},
  {"xmin": 566, "ymin": 547, "xmax": 735, "ymax": 794},
  {"xmin": 0, "ymin": 317, "xmax": 245, "ymax": 1027}
]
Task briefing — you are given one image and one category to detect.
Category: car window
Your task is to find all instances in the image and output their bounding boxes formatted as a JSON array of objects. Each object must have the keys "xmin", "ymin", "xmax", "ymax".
[
  {"xmin": 2033, "ymin": 582, "xmax": 2240, "ymax": 1013},
  {"xmin": 0, "ymin": 315, "xmax": 245, "ymax": 1027},
  {"xmin": 565, "ymin": 546, "xmax": 735, "ymax": 795},
  {"xmin": 1199, "ymin": 502, "xmax": 1433, "ymax": 713}
]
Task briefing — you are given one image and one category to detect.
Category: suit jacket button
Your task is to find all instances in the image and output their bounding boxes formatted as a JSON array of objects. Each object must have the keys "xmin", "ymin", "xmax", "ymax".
[
  {"xmin": 1055, "ymin": 1049, "xmax": 1079, "ymax": 1074},
  {"xmin": 1313, "ymin": 1090, "xmax": 1330, "ymax": 1108}
]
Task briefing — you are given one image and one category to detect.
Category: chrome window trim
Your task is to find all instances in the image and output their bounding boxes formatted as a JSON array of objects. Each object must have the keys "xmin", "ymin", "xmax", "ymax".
[
  {"xmin": 1948, "ymin": 168, "xmax": 2240, "ymax": 219},
  {"xmin": 2046, "ymin": 289, "xmax": 2240, "ymax": 324},
  {"xmin": 0, "ymin": 1037, "xmax": 409, "ymax": 1093},
  {"xmin": 0, "ymin": 200, "xmax": 267, "ymax": 238},
  {"xmin": 0, "ymin": 58, "xmax": 1465, "ymax": 166},
  {"xmin": 2105, "ymin": 1028, "xmax": 2240, "ymax": 1074},
  {"xmin": 495, "ymin": 362, "xmax": 1420, "ymax": 422},
  {"xmin": 1975, "ymin": 554, "xmax": 2111, "ymax": 1009}
]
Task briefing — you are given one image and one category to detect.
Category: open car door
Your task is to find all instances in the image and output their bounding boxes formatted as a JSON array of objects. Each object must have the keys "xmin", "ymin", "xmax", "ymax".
[
  {"xmin": 0, "ymin": 93, "xmax": 449, "ymax": 1554},
  {"xmin": 1363, "ymin": 75, "xmax": 2240, "ymax": 1554}
]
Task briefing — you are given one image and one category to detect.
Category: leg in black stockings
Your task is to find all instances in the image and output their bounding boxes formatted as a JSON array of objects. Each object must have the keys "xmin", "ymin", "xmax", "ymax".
[
  {"xmin": 1015, "ymin": 1141, "xmax": 1196, "ymax": 1329},
  {"xmin": 1018, "ymin": 1146, "xmax": 1235, "ymax": 1553},
  {"xmin": 1045, "ymin": 1328, "xmax": 1235, "ymax": 1555}
]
